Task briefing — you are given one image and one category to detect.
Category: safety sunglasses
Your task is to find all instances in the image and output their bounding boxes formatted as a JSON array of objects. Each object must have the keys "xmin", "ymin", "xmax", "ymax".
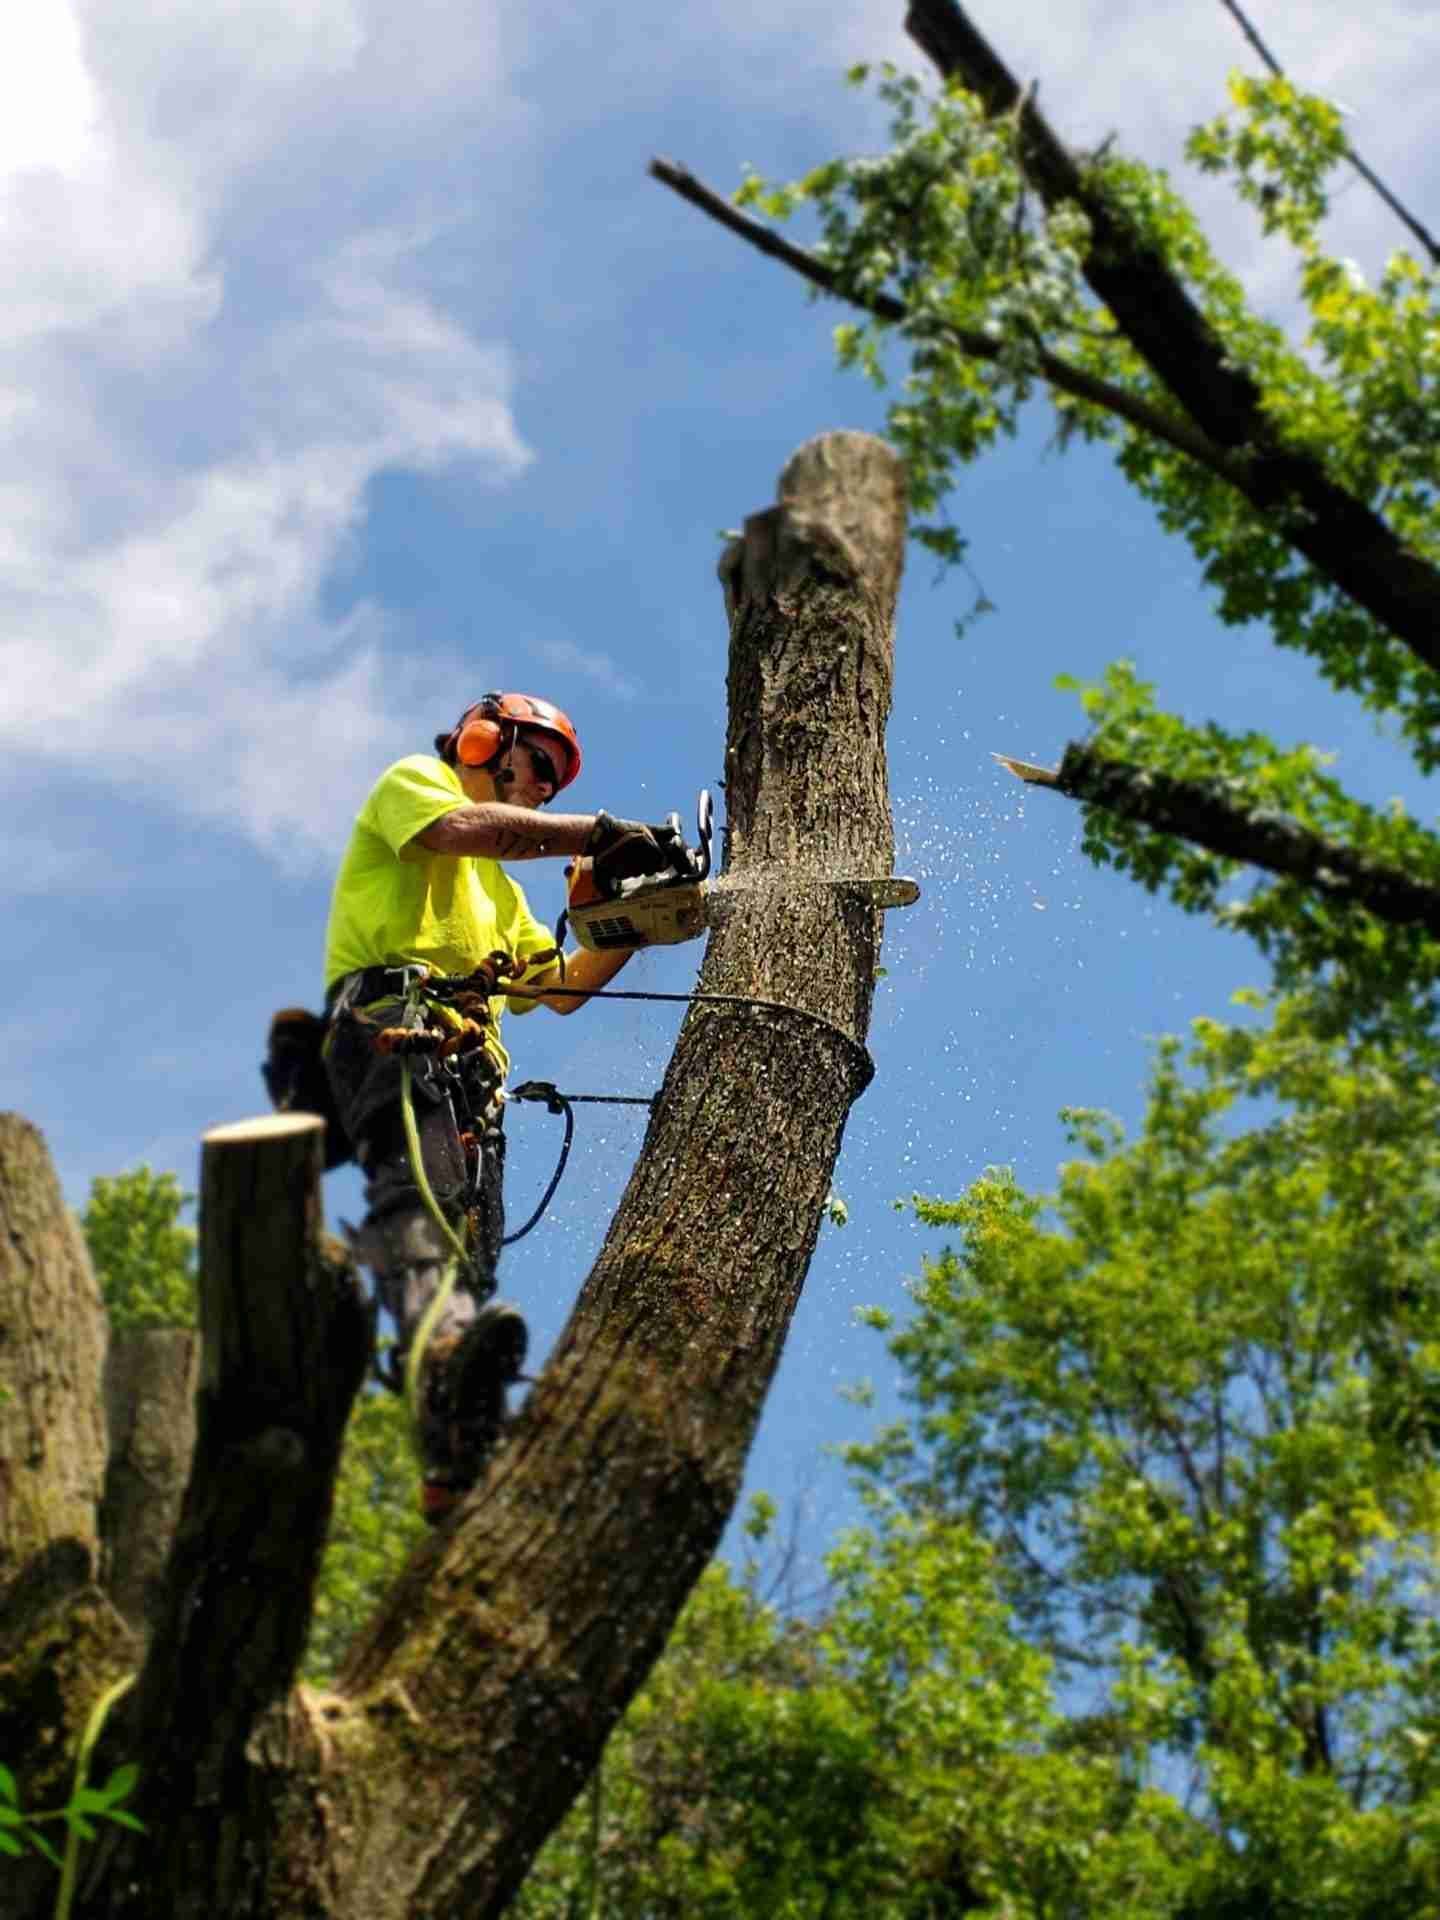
[{"xmin": 521, "ymin": 739, "xmax": 559, "ymax": 790}]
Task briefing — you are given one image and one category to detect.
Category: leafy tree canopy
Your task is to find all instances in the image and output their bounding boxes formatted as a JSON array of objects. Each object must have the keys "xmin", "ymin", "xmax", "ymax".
[
  {"xmin": 721, "ymin": 43, "xmax": 1440, "ymax": 1033},
  {"xmin": 519, "ymin": 997, "xmax": 1440, "ymax": 1918},
  {"xmin": 82, "ymin": 1165, "xmax": 197, "ymax": 1332}
]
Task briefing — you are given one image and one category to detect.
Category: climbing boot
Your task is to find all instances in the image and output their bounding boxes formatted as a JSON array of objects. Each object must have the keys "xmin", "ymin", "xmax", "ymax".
[{"xmin": 418, "ymin": 1300, "xmax": 529, "ymax": 1524}]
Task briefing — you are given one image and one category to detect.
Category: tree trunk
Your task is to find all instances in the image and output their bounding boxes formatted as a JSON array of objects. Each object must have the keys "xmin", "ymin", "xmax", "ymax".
[
  {"xmin": 0, "ymin": 1113, "xmax": 108, "ymax": 1626},
  {"xmin": 100, "ymin": 1330, "xmax": 200, "ymax": 1641},
  {"xmin": 0, "ymin": 1115, "xmax": 135, "ymax": 1917},
  {"xmin": 5, "ymin": 429, "xmax": 906, "ymax": 1920}
]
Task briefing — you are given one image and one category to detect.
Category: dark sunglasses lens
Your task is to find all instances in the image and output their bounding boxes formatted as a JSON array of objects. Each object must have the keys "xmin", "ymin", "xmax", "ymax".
[{"xmin": 529, "ymin": 745, "xmax": 558, "ymax": 787}]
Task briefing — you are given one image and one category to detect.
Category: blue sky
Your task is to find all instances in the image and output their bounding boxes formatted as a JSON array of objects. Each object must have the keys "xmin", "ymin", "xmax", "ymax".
[{"xmin": 8, "ymin": 0, "xmax": 1439, "ymax": 1563}]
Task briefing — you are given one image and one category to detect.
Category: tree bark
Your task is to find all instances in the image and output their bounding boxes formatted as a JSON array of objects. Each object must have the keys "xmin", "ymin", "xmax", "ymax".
[
  {"xmin": 0, "ymin": 1115, "xmax": 134, "ymax": 1916},
  {"xmin": 6, "ymin": 430, "xmax": 906, "ymax": 1920},
  {"xmin": 0, "ymin": 1113, "xmax": 108, "ymax": 1628},
  {"xmin": 100, "ymin": 1330, "xmax": 200, "ymax": 1641},
  {"xmin": 999, "ymin": 744, "xmax": 1440, "ymax": 938}
]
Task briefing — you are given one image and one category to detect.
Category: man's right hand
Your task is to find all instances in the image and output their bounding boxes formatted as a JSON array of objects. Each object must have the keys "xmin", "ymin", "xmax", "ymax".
[{"xmin": 587, "ymin": 812, "xmax": 681, "ymax": 883}]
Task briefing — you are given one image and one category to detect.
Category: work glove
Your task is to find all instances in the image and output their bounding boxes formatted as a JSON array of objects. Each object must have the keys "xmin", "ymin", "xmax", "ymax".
[{"xmin": 586, "ymin": 812, "xmax": 680, "ymax": 884}]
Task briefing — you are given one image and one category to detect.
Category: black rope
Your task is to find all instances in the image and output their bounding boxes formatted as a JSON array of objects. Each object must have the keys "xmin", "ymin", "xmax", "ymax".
[
  {"xmin": 500, "ymin": 1082, "xmax": 656, "ymax": 1244},
  {"xmin": 501, "ymin": 1085, "xmax": 577, "ymax": 1245},
  {"xmin": 505, "ymin": 983, "xmax": 873, "ymax": 1072},
  {"xmin": 413, "ymin": 977, "xmax": 874, "ymax": 1245}
]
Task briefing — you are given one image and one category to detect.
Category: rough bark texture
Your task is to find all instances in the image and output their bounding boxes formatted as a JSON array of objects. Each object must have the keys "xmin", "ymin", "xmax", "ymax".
[
  {"xmin": 0, "ymin": 1113, "xmax": 108, "ymax": 1628},
  {"xmin": 0, "ymin": 1115, "xmax": 134, "ymax": 1918},
  {"xmin": 100, "ymin": 1330, "xmax": 200, "ymax": 1641},
  {"xmin": 320, "ymin": 429, "xmax": 905, "ymax": 1920},
  {"xmin": 5, "ymin": 431, "xmax": 905, "ymax": 1920},
  {"xmin": 70, "ymin": 1114, "xmax": 371, "ymax": 1917}
]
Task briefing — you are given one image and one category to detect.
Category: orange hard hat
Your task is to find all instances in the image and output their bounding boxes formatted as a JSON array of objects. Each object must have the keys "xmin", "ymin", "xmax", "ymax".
[{"xmin": 438, "ymin": 692, "xmax": 582, "ymax": 793}]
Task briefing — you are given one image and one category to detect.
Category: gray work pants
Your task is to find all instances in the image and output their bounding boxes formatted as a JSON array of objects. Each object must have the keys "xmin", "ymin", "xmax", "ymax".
[{"xmin": 323, "ymin": 992, "xmax": 507, "ymax": 1367}]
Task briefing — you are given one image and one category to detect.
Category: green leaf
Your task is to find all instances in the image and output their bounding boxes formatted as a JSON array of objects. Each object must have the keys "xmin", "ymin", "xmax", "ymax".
[
  {"xmin": 0, "ymin": 1830, "xmax": 23, "ymax": 1857},
  {"xmin": 103, "ymin": 1809, "xmax": 147, "ymax": 1833},
  {"xmin": 99, "ymin": 1763, "xmax": 139, "ymax": 1805},
  {"xmin": 25, "ymin": 1828, "xmax": 61, "ymax": 1868},
  {"xmin": 0, "ymin": 1765, "xmax": 16, "ymax": 1805}
]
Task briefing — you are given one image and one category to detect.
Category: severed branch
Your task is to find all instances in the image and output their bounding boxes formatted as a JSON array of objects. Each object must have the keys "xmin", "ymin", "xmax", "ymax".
[
  {"xmin": 896, "ymin": 0, "xmax": 1440, "ymax": 677},
  {"xmin": 100, "ymin": 1329, "xmax": 200, "ymax": 1642},
  {"xmin": 995, "ymin": 746, "xmax": 1440, "ymax": 939},
  {"xmin": 648, "ymin": 156, "xmax": 1243, "ymax": 484},
  {"xmin": 1216, "ymin": 0, "xmax": 1440, "ymax": 267},
  {"xmin": 81, "ymin": 1114, "xmax": 372, "ymax": 1910}
]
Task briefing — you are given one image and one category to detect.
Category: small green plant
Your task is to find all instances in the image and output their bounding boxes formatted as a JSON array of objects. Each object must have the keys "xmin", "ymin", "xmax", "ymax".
[
  {"xmin": 0, "ymin": 1758, "xmax": 144, "ymax": 1867},
  {"xmin": 0, "ymin": 1676, "xmax": 145, "ymax": 1919}
]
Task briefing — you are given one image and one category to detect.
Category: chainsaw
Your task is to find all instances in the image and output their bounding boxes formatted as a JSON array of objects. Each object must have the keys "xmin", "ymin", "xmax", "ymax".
[
  {"xmin": 564, "ymin": 791, "xmax": 716, "ymax": 952},
  {"xmin": 563, "ymin": 790, "xmax": 921, "ymax": 953}
]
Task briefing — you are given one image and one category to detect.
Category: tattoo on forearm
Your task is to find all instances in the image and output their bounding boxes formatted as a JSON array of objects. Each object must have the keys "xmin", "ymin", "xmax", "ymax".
[
  {"xmin": 491, "ymin": 826, "xmax": 547, "ymax": 858},
  {"xmin": 416, "ymin": 803, "xmax": 595, "ymax": 859}
]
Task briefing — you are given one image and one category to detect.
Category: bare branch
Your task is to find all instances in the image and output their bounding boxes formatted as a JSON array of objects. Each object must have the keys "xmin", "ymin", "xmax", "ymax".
[
  {"xmin": 649, "ymin": 156, "xmax": 1247, "ymax": 483},
  {"xmin": 1217, "ymin": 0, "xmax": 1440, "ymax": 266},
  {"xmin": 997, "ymin": 745, "xmax": 1440, "ymax": 938}
]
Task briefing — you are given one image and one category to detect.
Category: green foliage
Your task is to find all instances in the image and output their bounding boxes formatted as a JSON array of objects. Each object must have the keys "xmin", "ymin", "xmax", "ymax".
[
  {"xmin": 515, "ymin": 997, "xmax": 1440, "ymax": 1918},
  {"xmin": 2, "ymin": 1672, "xmax": 146, "ymax": 1920},
  {"xmin": 738, "ymin": 64, "xmax": 1440, "ymax": 736},
  {"xmin": 735, "ymin": 59, "xmax": 1440, "ymax": 1032},
  {"xmin": 845, "ymin": 998, "xmax": 1440, "ymax": 1914},
  {"xmin": 0, "ymin": 1756, "xmax": 146, "ymax": 1869},
  {"xmin": 81, "ymin": 1166, "xmax": 197, "ymax": 1331},
  {"xmin": 1051, "ymin": 661, "xmax": 1440, "ymax": 1042}
]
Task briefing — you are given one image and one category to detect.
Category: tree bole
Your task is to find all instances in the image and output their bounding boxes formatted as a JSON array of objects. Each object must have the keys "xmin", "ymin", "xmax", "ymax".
[
  {"xmin": 326, "ymin": 430, "xmax": 905, "ymax": 1920},
  {"xmin": 8, "ymin": 430, "xmax": 906, "ymax": 1920}
]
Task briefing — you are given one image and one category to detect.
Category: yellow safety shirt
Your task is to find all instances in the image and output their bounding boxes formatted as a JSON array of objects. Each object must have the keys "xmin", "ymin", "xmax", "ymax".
[{"xmin": 323, "ymin": 754, "xmax": 560, "ymax": 1079}]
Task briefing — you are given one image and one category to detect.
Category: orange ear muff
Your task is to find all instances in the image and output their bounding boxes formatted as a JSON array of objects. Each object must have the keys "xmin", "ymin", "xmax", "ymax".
[{"xmin": 455, "ymin": 715, "xmax": 504, "ymax": 766}]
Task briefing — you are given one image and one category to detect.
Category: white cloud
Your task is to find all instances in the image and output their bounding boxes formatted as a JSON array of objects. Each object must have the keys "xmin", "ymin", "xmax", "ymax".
[
  {"xmin": 5, "ymin": 0, "xmax": 1437, "ymax": 882},
  {"xmin": 0, "ymin": 8, "xmax": 101, "ymax": 177},
  {"xmin": 0, "ymin": 0, "xmax": 538, "ymax": 866}
]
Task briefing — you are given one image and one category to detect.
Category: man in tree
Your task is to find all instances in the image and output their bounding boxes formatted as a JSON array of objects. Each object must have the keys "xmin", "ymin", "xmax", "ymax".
[{"xmin": 323, "ymin": 690, "xmax": 678, "ymax": 1522}]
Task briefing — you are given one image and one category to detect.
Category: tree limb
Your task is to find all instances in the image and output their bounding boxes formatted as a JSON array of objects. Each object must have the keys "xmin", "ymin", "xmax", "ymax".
[
  {"xmin": 0, "ymin": 1115, "xmax": 136, "ymax": 1908},
  {"xmin": 1216, "ymin": 0, "xmax": 1440, "ymax": 266},
  {"xmin": 902, "ymin": 0, "xmax": 1440, "ymax": 677},
  {"xmin": 996, "ymin": 747, "xmax": 1440, "ymax": 937},
  {"xmin": 0, "ymin": 1112, "xmax": 109, "ymax": 1630},
  {"xmin": 100, "ymin": 1329, "xmax": 200, "ymax": 1642},
  {"xmin": 73, "ymin": 1114, "xmax": 372, "ymax": 1917},
  {"xmin": 648, "ymin": 156, "xmax": 1246, "ymax": 484}
]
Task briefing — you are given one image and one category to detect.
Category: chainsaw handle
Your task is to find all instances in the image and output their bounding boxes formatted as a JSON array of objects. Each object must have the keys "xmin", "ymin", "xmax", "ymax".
[
  {"xmin": 694, "ymin": 789, "xmax": 713, "ymax": 883},
  {"xmin": 649, "ymin": 794, "xmax": 712, "ymax": 884}
]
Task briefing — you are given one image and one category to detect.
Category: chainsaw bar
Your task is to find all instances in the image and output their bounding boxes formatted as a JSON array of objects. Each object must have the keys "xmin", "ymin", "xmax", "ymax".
[
  {"xmin": 566, "ymin": 787, "xmax": 922, "ymax": 952},
  {"xmin": 704, "ymin": 874, "xmax": 921, "ymax": 921}
]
